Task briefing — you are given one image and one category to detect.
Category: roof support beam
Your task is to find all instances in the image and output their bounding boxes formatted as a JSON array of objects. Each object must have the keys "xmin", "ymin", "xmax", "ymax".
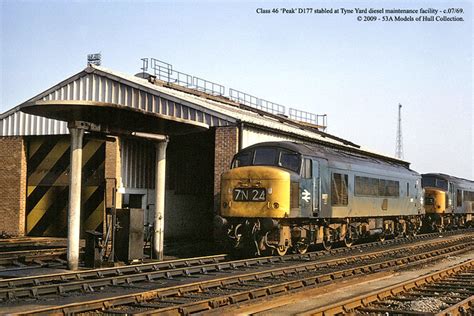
[
  {"xmin": 67, "ymin": 122, "xmax": 85, "ymax": 270},
  {"xmin": 153, "ymin": 139, "xmax": 168, "ymax": 260}
]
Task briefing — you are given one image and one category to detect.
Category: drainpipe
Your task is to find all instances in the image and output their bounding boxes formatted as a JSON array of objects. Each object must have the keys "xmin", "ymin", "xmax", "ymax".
[{"xmin": 238, "ymin": 121, "xmax": 244, "ymax": 151}]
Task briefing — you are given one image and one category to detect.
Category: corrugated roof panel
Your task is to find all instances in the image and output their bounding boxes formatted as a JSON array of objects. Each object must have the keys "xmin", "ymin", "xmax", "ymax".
[
  {"xmin": 0, "ymin": 111, "xmax": 68, "ymax": 136},
  {"xmin": 120, "ymin": 138, "xmax": 155, "ymax": 189},
  {"xmin": 14, "ymin": 67, "xmax": 232, "ymax": 130}
]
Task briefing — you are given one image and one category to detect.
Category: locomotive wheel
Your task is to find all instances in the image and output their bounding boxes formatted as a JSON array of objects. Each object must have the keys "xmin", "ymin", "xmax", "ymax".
[
  {"xmin": 295, "ymin": 242, "xmax": 309, "ymax": 254},
  {"xmin": 276, "ymin": 245, "xmax": 288, "ymax": 256},
  {"xmin": 343, "ymin": 226, "xmax": 356, "ymax": 248},
  {"xmin": 260, "ymin": 247, "xmax": 274, "ymax": 256},
  {"xmin": 343, "ymin": 236, "xmax": 353, "ymax": 248},
  {"xmin": 395, "ymin": 222, "xmax": 406, "ymax": 238},
  {"xmin": 377, "ymin": 234, "xmax": 386, "ymax": 242},
  {"xmin": 322, "ymin": 238, "xmax": 332, "ymax": 251},
  {"xmin": 409, "ymin": 223, "xmax": 418, "ymax": 237}
]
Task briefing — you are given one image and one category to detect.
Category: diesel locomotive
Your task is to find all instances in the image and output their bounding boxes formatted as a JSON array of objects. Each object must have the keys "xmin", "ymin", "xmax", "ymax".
[
  {"xmin": 215, "ymin": 141, "xmax": 426, "ymax": 256},
  {"xmin": 422, "ymin": 173, "xmax": 474, "ymax": 231}
]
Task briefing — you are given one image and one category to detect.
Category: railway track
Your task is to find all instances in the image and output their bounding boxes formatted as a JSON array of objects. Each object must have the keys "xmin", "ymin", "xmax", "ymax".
[
  {"xmin": 4, "ymin": 232, "xmax": 472, "ymax": 314},
  {"xmin": 0, "ymin": 248, "xmax": 67, "ymax": 271},
  {"xmin": 0, "ymin": 237, "xmax": 69, "ymax": 250},
  {"xmin": 0, "ymin": 237, "xmax": 81, "ymax": 272},
  {"xmin": 310, "ymin": 259, "xmax": 474, "ymax": 315},
  {"xmin": 0, "ymin": 229, "xmax": 468, "ymax": 300}
]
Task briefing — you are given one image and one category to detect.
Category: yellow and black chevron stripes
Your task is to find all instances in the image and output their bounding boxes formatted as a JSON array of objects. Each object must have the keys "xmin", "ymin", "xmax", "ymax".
[{"xmin": 26, "ymin": 136, "xmax": 105, "ymax": 237}]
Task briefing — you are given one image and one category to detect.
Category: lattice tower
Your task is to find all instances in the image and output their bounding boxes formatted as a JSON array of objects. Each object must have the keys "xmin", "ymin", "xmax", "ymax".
[{"xmin": 395, "ymin": 103, "xmax": 404, "ymax": 159}]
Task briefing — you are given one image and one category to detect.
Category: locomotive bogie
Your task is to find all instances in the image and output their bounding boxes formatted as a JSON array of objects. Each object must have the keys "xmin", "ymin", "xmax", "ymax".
[
  {"xmin": 319, "ymin": 167, "xmax": 421, "ymax": 219},
  {"xmin": 214, "ymin": 214, "xmax": 423, "ymax": 255}
]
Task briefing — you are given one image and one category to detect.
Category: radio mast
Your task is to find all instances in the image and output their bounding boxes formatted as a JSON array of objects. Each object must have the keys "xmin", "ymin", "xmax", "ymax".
[{"xmin": 395, "ymin": 103, "xmax": 404, "ymax": 159}]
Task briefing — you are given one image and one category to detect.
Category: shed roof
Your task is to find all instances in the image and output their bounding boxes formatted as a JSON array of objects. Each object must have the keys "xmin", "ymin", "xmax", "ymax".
[{"xmin": 1, "ymin": 65, "xmax": 407, "ymax": 164}]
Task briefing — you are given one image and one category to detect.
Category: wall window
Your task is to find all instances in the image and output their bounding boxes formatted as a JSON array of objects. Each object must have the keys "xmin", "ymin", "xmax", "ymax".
[
  {"xmin": 386, "ymin": 180, "xmax": 400, "ymax": 197},
  {"xmin": 378, "ymin": 179, "xmax": 388, "ymax": 196},
  {"xmin": 354, "ymin": 176, "xmax": 399, "ymax": 197},
  {"xmin": 464, "ymin": 191, "xmax": 474, "ymax": 202},
  {"xmin": 354, "ymin": 176, "xmax": 364, "ymax": 195},
  {"xmin": 332, "ymin": 173, "xmax": 348, "ymax": 206},
  {"xmin": 407, "ymin": 182, "xmax": 409, "ymax": 197}
]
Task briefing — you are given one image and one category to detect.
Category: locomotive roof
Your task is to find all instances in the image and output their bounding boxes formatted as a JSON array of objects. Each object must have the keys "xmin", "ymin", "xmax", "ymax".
[
  {"xmin": 242, "ymin": 141, "xmax": 418, "ymax": 175},
  {"xmin": 422, "ymin": 173, "xmax": 474, "ymax": 190}
]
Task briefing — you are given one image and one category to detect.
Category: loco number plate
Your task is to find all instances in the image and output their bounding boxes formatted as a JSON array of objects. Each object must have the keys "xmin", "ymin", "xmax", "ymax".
[{"xmin": 233, "ymin": 188, "xmax": 266, "ymax": 202}]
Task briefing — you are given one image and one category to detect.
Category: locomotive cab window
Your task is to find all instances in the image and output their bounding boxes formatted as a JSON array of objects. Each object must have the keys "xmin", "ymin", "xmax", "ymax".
[
  {"xmin": 279, "ymin": 150, "xmax": 301, "ymax": 173},
  {"xmin": 301, "ymin": 158, "xmax": 312, "ymax": 179},
  {"xmin": 422, "ymin": 176, "xmax": 448, "ymax": 191},
  {"xmin": 254, "ymin": 148, "xmax": 277, "ymax": 166},
  {"xmin": 436, "ymin": 179, "xmax": 448, "ymax": 191},
  {"xmin": 231, "ymin": 146, "xmax": 301, "ymax": 173},
  {"xmin": 232, "ymin": 151, "xmax": 253, "ymax": 168}
]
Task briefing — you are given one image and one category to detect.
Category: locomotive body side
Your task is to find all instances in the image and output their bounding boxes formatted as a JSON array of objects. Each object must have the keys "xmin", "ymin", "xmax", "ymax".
[
  {"xmin": 320, "ymin": 160, "xmax": 422, "ymax": 219},
  {"xmin": 216, "ymin": 141, "xmax": 424, "ymax": 256}
]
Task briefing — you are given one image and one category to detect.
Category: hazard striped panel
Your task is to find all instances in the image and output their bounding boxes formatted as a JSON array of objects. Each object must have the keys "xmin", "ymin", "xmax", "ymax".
[{"xmin": 26, "ymin": 136, "xmax": 105, "ymax": 237}]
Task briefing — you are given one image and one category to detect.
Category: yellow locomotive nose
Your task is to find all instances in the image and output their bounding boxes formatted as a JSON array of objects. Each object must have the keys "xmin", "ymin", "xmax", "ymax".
[
  {"xmin": 220, "ymin": 166, "xmax": 291, "ymax": 218},
  {"xmin": 424, "ymin": 188, "xmax": 447, "ymax": 213}
]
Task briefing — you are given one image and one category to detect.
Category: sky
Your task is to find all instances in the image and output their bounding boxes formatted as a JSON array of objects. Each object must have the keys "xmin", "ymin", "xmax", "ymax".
[{"xmin": 0, "ymin": 0, "xmax": 472, "ymax": 179}]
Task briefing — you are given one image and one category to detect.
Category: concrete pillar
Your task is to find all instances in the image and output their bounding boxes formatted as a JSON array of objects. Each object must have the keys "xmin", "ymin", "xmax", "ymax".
[
  {"xmin": 68, "ymin": 126, "xmax": 84, "ymax": 270},
  {"xmin": 153, "ymin": 139, "xmax": 168, "ymax": 260}
]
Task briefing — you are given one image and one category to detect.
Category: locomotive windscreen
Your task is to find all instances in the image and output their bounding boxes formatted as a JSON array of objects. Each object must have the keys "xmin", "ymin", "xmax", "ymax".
[
  {"xmin": 422, "ymin": 176, "xmax": 448, "ymax": 191},
  {"xmin": 231, "ymin": 147, "xmax": 301, "ymax": 173}
]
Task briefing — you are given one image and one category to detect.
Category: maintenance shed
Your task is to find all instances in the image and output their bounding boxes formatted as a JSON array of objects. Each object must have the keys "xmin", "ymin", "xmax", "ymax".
[{"xmin": 0, "ymin": 63, "xmax": 369, "ymax": 249}]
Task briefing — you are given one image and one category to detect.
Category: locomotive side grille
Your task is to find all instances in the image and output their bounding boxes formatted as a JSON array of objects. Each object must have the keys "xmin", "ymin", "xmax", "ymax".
[{"xmin": 290, "ymin": 181, "xmax": 299, "ymax": 208}]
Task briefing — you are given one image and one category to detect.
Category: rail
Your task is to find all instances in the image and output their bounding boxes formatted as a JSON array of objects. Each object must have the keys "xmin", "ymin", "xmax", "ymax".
[
  {"xmin": 0, "ymin": 248, "xmax": 66, "ymax": 267},
  {"xmin": 4, "ymin": 232, "xmax": 472, "ymax": 314},
  {"xmin": 0, "ymin": 229, "xmax": 467, "ymax": 296},
  {"xmin": 310, "ymin": 259, "xmax": 474, "ymax": 315}
]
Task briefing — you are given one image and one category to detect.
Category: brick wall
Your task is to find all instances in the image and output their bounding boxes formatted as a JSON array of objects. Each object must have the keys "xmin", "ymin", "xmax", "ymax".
[
  {"xmin": 213, "ymin": 126, "xmax": 239, "ymax": 211},
  {"xmin": 0, "ymin": 137, "xmax": 27, "ymax": 236}
]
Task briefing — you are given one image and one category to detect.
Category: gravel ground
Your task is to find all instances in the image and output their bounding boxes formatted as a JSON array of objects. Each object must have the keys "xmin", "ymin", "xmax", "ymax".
[{"xmin": 230, "ymin": 250, "xmax": 474, "ymax": 316}]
